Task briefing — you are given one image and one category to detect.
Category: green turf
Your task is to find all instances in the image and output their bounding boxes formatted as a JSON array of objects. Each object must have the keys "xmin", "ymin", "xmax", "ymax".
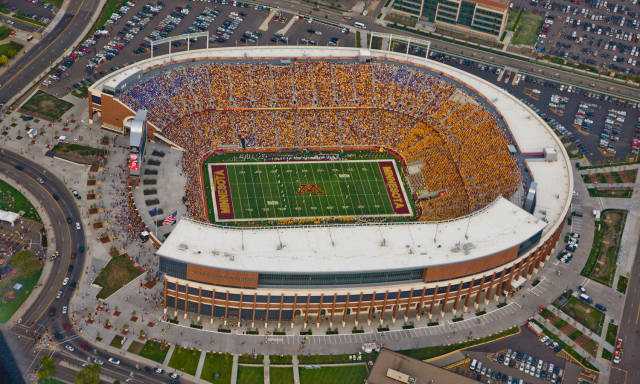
[
  {"xmin": 93, "ymin": 254, "xmax": 143, "ymax": 299},
  {"xmin": 581, "ymin": 209, "xmax": 627, "ymax": 286},
  {"xmin": 511, "ymin": 12, "xmax": 544, "ymax": 46},
  {"xmin": 270, "ymin": 355, "xmax": 293, "ymax": 365},
  {"xmin": 617, "ymin": 276, "xmax": 628, "ymax": 293},
  {"xmin": 168, "ymin": 346, "xmax": 201, "ymax": 376},
  {"xmin": 138, "ymin": 340, "xmax": 169, "ymax": 364},
  {"xmin": 109, "ymin": 335, "xmax": 124, "ymax": 348},
  {"xmin": 0, "ymin": 261, "xmax": 42, "ymax": 323},
  {"xmin": 237, "ymin": 366, "xmax": 265, "ymax": 384},
  {"xmin": 200, "ymin": 352, "xmax": 233, "ymax": 384},
  {"xmin": 0, "ymin": 41, "xmax": 22, "ymax": 61},
  {"xmin": 0, "ymin": 179, "xmax": 41, "ymax": 222},
  {"xmin": 238, "ymin": 354, "xmax": 264, "ymax": 364},
  {"xmin": 560, "ymin": 297, "xmax": 605, "ymax": 336},
  {"xmin": 20, "ymin": 90, "xmax": 73, "ymax": 120},
  {"xmin": 299, "ymin": 365, "xmax": 368, "ymax": 384},
  {"xmin": 203, "ymin": 150, "xmax": 412, "ymax": 223},
  {"xmin": 605, "ymin": 322, "xmax": 618, "ymax": 345},
  {"xmin": 270, "ymin": 367, "xmax": 294, "ymax": 384}
]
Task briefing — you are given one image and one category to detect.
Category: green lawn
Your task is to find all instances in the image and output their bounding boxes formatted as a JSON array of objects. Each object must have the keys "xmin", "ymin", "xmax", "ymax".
[
  {"xmin": 238, "ymin": 354, "xmax": 264, "ymax": 364},
  {"xmin": 0, "ymin": 25, "xmax": 12, "ymax": 40},
  {"xmin": 605, "ymin": 322, "xmax": 618, "ymax": 345},
  {"xmin": 20, "ymin": 90, "xmax": 73, "ymax": 120},
  {"xmin": 237, "ymin": 366, "xmax": 264, "ymax": 384},
  {"xmin": 298, "ymin": 354, "xmax": 368, "ymax": 364},
  {"xmin": 0, "ymin": 179, "xmax": 41, "ymax": 222},
  {"xmin": 299, "ymin": 365, "xmax": 368, "ymax": 384},
  {"xmin": 38, "ymin": 379, "xmax": 66, "ymax": 384},
  {"xmin": 127, "ymin": 341, "xmax": 144, "ymax": 354},
  {"xmin": 138, "ymin": 340, "xmax": 170, "ymax": 364},
  {"xmin": 581, "ymin": 209, "xmax": 627, "ymax": 286},
  {"xmin": 617, "ymin": 276, "xmax": 629, "ymax": 293},
  {"xmin": 200, "ymin": 352, "xmax": 233, "ymax": 384},
  {"xmin": 511, "ymin": 12, "xmax": 544, "ymax": 46},
  {"xmin": 506, "ymin": 9, "xmax": 522, "ymax": 31},
  {"xmin": 168, "ymin": 346, "xmax": 201, "ymax": 376},
  {"xmin": 587, "ymin": 188, "xmax": 633, "ymax": 198},
  {"xmin": 560, "ymin": 297, "xmax": 605, "ymax": 335},
  {"xmin": 109, "ymin": 335, "xmax": 124, "ymax": 348},
  {"xmin": 270, "ymin": 367, "xmax": 294, "ymax": 384},
  {"xmin": 0, "ymin": 259, "xmax": 42, "ymax": 323},
  {"xmin": 93, "ymin": 0, "xmax": 127, "ymax": 32},
  {"xmin": 93, "ymin": 254, "xmax": 143, "ymax": 299},
  {"xmin": 51, "ymin": 142, "xmax": 107, "ymax": 165},
  {"xmin": 270, "ymin": 355, "xmax": 293, "ymax": 365},
  {"xmin": 399, "ymin": 326, "xmax": 519, "ymax": 360},
  {"xmin": 602, "ymin": 348, "xmax": 612, "ymax": 360},
  {"xmin": 0, "ymin": 41, "xmax": 22, "ymax": 61}
]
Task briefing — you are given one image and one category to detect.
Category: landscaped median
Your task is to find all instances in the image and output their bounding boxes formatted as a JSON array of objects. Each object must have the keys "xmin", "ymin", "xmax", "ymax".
[
  {"xmin": 19, "ymin": 90, "xmax": 73, "ymax": 120},
  {"xmin": 270, "ymin": 366, "xmax": 294, "ymax": 384},
  {"xmin": 530, "ymin": 318, "xmax": 598, "ymax": 371},
  {"xmin": 581, "ymin": 209, "xmax": 627, "ymax": 286},
  {"xmin": 398, "ymin": 325, "xmax": 520, "ymax": 361}
]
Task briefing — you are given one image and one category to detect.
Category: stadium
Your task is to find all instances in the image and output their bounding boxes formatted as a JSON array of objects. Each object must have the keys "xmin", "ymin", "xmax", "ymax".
[{"xmin": 88, "ymin": 46, "xmax": 573, "ymax": 329}]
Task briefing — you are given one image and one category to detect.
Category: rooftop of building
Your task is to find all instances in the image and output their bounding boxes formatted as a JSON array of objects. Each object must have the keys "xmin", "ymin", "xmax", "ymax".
[{"xmin": 366, "ymin": 349, "xmax": 478, "ymax": 384}]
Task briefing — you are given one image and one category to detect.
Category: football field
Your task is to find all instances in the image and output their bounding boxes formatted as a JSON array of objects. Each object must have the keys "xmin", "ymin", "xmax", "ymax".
[{"xmin": 205, "ymin": 159, "xmax": 413, "ymax": 222}]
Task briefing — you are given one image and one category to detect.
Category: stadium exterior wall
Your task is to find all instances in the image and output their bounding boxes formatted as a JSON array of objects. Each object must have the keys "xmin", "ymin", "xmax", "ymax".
[
  {"xmin": 161, "ymin": 218, "xmax": 563, "ymax": 328},
  {"xmin": 87, "ymin": 47, "xmax": 573, "ymax": 327}
]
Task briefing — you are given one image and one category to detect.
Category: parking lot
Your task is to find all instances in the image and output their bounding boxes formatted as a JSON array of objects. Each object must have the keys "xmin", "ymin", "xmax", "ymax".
[
  {"xmin": 430, "ymin": 53, "xmax": 640, "ymax": 163},
  {"xmin": 513, "ymin": 0, "xmax": 640, "ymax": 75},
  {"xmin": 44, "ymin": 0, "xmax": 353, "ymax": 97}
]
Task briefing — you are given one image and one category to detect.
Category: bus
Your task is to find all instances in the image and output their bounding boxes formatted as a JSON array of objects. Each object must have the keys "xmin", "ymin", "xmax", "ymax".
[{"xmin": 354, "ymin": 21, "xmax": 366, "ymax": 29}]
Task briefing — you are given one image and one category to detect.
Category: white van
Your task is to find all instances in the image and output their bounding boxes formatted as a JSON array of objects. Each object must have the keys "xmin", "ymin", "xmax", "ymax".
[
  {"xmin": 470, "ymin": 359, "xmax": 477, "ymax": 371},
  {"xmin": 354, "ymin": 21, "xmax": 366, "ymax": 29}
]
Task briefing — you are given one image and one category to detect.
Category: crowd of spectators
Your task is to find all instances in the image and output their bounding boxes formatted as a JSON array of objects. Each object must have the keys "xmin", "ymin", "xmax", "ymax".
[{"xmin": 120, "ymin": 59, "xmax": 521, "ymax": 222}]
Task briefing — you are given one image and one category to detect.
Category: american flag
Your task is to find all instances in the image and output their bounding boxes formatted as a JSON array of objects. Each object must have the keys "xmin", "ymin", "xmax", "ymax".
[{"xmin": 162, "ymin": 211, "xmax": 177, "ymax": 226}]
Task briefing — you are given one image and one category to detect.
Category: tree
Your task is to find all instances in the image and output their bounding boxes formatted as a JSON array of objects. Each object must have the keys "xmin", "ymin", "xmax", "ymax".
[
  {"xmin": 74, "ymin": 363, "xmax": 101, "ymax": 384},
  {"xmin": 37, "ymin": 355, "xmax": 56, "ymax": 380},
  {"xmin": 0, "ymin": 55, "xmax": 8, "ymax": 65}
]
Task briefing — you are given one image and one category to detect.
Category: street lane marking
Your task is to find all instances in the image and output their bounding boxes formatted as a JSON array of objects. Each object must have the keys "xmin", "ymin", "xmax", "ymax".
[
  {"xmin": 0, "ymin": 0, "xmax": 88, "ymax": 93},
  {"xmin": 635, "ymin": 304, "xmax": 640, "ymax": 325}
]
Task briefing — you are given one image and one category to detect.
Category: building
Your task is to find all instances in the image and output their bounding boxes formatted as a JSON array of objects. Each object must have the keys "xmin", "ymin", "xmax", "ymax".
[
  {"xmin": 392, "ymin": 0, "xmax": 510, "ymax": 40},
  {"xmin": 87, "ymin": 47, "xmax": 573, "ymax": 329},
  {"xmin": 366, "ymin": 348, "xmax": 477, "ymax": 384}
]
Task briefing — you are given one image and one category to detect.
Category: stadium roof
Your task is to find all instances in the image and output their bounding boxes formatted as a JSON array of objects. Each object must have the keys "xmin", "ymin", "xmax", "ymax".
[{"xmin": 157, "ymin": 197, "xmax": 545, "ymax": 273}]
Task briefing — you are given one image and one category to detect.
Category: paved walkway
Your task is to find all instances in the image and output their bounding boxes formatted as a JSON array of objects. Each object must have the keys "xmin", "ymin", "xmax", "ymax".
[
  {"xmin": 292, "ymin": 355, "xmax": 300, "ymax": 384},
  {"xmin": 231, "ymin": 354, "xmax": 239, "ymax": 384}
]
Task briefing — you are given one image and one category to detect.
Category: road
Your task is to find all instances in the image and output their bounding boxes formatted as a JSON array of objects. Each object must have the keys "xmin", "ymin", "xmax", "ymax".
[
  {"xmin": 0, "ymin": 0, "xmax": 101, "ymax": 105},
  {"xmin": 266, "ymin": 0, "xmax": 640, "ymax": 103},
  {"xmin": 0, "ymin": 149, "xmax": 188, "ymax": 383},
  {"xmin": 609, "ymin": 233, "xmax": 640, "ymax": 384}
]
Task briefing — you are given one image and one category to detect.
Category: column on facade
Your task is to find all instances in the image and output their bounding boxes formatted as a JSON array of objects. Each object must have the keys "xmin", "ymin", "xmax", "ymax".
[
  {"xmin": 290, "ymin": 293, "xmax": 298, "ymax": 329},
  {"xmin": 428, "ymin": 285, "xmax": 438, "ymax": 319},
  {"xmin": 392, "ymin": 289, "xmax": 401, "ymax": 324},
  {"xmin": 379, "ymin": 291, "xmax": 388, "ymax": 325},
  {"xmin": 197, "ymin": 287, "xmax": 202, "ymax": 322},
  {"xmin": 354, "ymin": 292, "xmax": 363, "ymax": 327},
  {"xmin": 316, "ymin": 293, "xmax": 324, "ymax": 328},
  {"xmin": 452, "ymin": 283, "xmax": 462, "ymax": 315},
  {"xmin": 475, "ymin": 276, "xmax": 485, "ymax": 309},
  {"xmin": 404, "ymin": 288, "xmax": 414, "ymax": 322},
  {"xmin": 163, "ymin": 280, "xmax": 168, "ymax": 314},
  {"xmin": 183, "ymin": 283, "xmax": 189, "ymax": 319},
  {"xmin": 368, "ymin": 291, "xmax": 376, "ymax": 325},
  {"xmin": 463, "ymin": 280, "xmax": 473, "ymax": 312},
  {"xmin": 265, "ymin": 293, "xmax": 271, "ymax": 329},
  {"xmin": 342, "ymin": 293, "xmax": 351, "ymax": 327},
  {"xmin": 223, "ymin": 291, "xmax": 229, "ymax": 326},
  {"xmin": 303, "ymin": 294, "xmax": 311, "ymax": 329},
  {"xmin": 211, "ymin": 289, "xmax": 216, "ymax": 324},
  {"xmin": 416, "ymin": 287, "xmax": 426, "ymax": 321},
  {"xmin": 330, "ymin": 293, "xmax": 337, "ymax": 328},
  {"xmin": 440, "ymin": 283, "xmax": 451, "ymax": 316},
  {"xmin": 251, "ymin": 293, "xmax": 257, "ymax": 329},
  {"xmin": 488, "ymin": 272, "xmax": 498, "ymax": 302}
]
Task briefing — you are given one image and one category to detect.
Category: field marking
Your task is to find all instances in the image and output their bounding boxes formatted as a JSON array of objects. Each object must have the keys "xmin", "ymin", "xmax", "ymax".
[{"xmin": 207, "ymin": 158, "xmax": 413, "ymax": 222}]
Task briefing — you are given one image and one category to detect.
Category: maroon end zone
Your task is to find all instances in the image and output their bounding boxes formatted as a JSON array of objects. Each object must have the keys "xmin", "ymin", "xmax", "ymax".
[
  {"xmin": 210, "ymin": 164, "xmax": 235, "ymax": 220},
  {"xmin": 378, "ymin": 161, "xmax": 410, "ymax": 215}
]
